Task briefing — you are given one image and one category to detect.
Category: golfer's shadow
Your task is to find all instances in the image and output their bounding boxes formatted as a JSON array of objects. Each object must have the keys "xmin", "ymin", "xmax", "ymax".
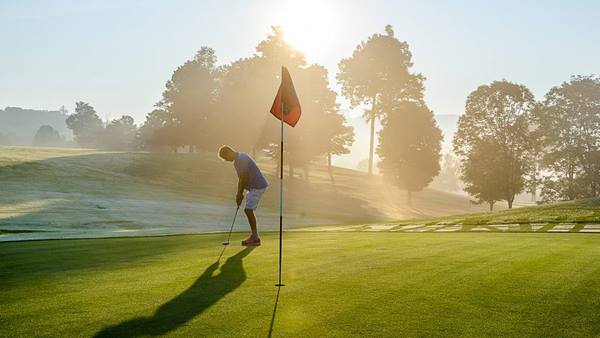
[{"xmin": 95, "ymin": 247, "xmax": 254, "ymax": 338}]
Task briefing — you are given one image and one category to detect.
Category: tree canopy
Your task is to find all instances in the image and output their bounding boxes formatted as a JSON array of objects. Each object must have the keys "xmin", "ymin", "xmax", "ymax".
[
  {"xmin": 453, "ymin": 80, "xmax": 536, "ymax": 208},
  {"xmin": 377, "ymin": 101, "xmax": 442, "ymax": 201},
  {"xmin": 534, "ymin": 75, "xmax": 600, "ymax": 201},
  {"xmin": 337, "ymin": 25, "xmax": 424, "ymax": 175},
  {"xmin": 66, "ymin": 102, "xmax": 104, "ymax": 148},
  {"xmin": 140, "ymin": 26, "xmax": 354, "ymax": 177}
]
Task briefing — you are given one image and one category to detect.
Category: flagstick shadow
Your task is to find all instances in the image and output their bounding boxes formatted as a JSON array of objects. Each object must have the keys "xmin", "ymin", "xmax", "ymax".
[
  {"xmin": 267, "ymin": 286, "xmax": 282, "ymax": 338},
  {"xmin": 94, "ymin": 246, "xmax": 254, "ymax": 338}
]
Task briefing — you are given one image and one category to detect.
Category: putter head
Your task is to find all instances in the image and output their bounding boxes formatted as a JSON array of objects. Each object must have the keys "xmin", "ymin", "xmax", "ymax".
[{"xmin": 222, "ymin": 241, "xmax": 230, "ymax": 246}]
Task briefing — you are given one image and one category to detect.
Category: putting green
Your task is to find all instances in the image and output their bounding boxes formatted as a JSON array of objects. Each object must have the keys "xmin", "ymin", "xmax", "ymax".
[{"xmin": 2, "ymin": 232, "xmax": 600, "ymax": 337}]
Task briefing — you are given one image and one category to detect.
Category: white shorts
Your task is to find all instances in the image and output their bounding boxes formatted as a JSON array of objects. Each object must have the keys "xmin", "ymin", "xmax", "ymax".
[{"xmin": 245, "ymin": 188, "xmax": 266, "ymax": 210}]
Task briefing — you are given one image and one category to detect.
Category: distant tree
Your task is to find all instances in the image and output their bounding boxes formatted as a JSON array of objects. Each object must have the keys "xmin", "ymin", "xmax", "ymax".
[
  {"xmin": 525, "ymin": 134, "xmax": 543, "ymax": 202},
  {"xmin": 378, "ymin": 101, "xmax": 442, "ymax": 202},
  {"xmin": 534, "ymin": 75, "xmax": 600, "ymax": 201},
  {"xmin": 460, "ymin": 139, "xmax": 505, "ymax": 211},
  {"xmin": 0, "ymin": 106, "xmax": 71, "ymax": 145},
  {"xmin": 101, "ymin": 115, "xmax": 137, "ymax": 150},
  {"xmin": 431, "ymin": 153, "xmax": 462, "ymax": 192},
  {"xmin": 157, "ymin": 47, "xmax": 218, "ymax": 152},
  {"xmin": 138, "ymin": 109, "xmax": 183, "ymax": 151},
  {"xmin": 33, "ymin": 125, "xmax": 62, "ymax": 146},
  {"xmin": 453, "ymin": 80, "xmax": 535, "ymax": 208},
  {"xmin": 337, "ymin": 24, "xmax": 424, "ymax": 175},
  {"xmin": 66, "ymin": 102, "xmax": 104, "ymax": 148}
]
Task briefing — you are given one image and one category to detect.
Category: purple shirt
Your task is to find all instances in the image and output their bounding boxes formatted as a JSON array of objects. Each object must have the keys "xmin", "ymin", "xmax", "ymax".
[{"xmin": 234, "ymin": 152, "xmax": 268, "ymax": 190}]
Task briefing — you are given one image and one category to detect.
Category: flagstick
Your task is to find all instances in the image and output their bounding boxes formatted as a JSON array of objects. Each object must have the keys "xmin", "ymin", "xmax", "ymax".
[{"xmin": 277, "ymin": 99, "xmax": 284, "ymax": 287}]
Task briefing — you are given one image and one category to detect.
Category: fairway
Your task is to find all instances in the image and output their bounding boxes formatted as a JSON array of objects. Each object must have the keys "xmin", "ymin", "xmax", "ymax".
[{"xmin": 2, "ymin": 232, "xmax": 600, "ymax": 337}]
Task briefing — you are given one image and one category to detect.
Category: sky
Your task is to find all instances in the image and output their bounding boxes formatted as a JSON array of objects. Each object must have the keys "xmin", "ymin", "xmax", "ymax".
[{"xmin": 1, "ymin": 0, "xmax": 599, "ymax": 166}]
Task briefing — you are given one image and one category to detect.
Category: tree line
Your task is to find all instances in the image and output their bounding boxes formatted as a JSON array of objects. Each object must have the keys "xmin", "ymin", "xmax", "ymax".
[
  {"xmin": 453, "ymin": 76, "xmax": 600, "ymax": 209},
  {"xmin": 66, "ymin": 25, "xmax": 444, "ymax": 197},
  {"xmin": 64, "ymin": 25, "xmax": 600, "ymax": 207}
]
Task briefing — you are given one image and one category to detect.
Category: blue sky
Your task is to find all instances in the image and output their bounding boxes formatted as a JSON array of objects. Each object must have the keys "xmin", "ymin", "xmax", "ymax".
[{"xmin": 1, "ymin": 0, "xmax": 599, "ymax": 165}]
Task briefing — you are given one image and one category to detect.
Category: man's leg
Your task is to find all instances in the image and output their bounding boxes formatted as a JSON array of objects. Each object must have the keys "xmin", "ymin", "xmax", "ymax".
[{"xmin": 244, "ymin": 208, "xmax": 259, "ymax": 239}]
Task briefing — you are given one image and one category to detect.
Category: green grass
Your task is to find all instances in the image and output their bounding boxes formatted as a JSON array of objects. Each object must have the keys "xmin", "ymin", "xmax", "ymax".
[
  {"xmin": 3, "ymin": 232, "xmax": 600, "ymax": 337},
  {"xmin": 0, "ymin": 146, "xmax": 484, "ymax": 240},
  {"xmin": 391, "ymin": 198, "xmax": 600, "ymax": 227}
]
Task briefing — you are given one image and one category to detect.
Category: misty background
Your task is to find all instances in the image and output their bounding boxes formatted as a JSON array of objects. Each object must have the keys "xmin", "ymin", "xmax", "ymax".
[{"xmin": 1, "ymin": 0, "xmax": 599, "ymax": 168}]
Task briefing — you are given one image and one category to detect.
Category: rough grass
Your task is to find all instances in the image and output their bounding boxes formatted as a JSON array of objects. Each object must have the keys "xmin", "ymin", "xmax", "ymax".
[{"xmin": 2, "ymin": 232, "xmax": 600, "ymax": 337}]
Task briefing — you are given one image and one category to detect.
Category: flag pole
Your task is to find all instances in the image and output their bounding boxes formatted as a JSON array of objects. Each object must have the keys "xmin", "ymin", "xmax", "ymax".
[{"xmin": 277, "ymin": 95, "xmax": 284, "ymax": 287}]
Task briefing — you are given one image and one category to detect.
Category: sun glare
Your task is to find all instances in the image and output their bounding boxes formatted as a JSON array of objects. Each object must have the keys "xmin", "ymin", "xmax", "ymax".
[{"xmin": 277, "ymin": 1, "xmax": 338, "ymax": 60}]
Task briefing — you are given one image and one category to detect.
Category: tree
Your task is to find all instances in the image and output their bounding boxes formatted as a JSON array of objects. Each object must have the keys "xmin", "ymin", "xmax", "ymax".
[
  {"xmin": 157, "ymin": 47, "xmax": 218, "ymax": 152},
  {"xmin": 460, "ymin": 139, "xmax": 505, "ymax": 211},
  {"xmin": 216, "ymin": 27, "xmax": 353, "ymax": 177},
  {"xmin": 453, "ymin": 80, "xmax": 535, "ymax": 208},
  {"xmin": 534, "ymin": 75, "xmax": 600, "ymax": 201},
  {"xmin": 33, "ymin": 125, "xmax": 62, "ymax": 147},
  {"xmin": 138, "ymin": 109, "xmax": 182, "ymax": 151},
  {"xmin": 66, "ymin": 102, "xmax": 104, "ymax": 148},
  {"xmin": 431, "ymin": 153, "xmax": 462, "ymax": 193},
  {"xmin": 215, "ymin": 56, "xmax": 279, "ymax": 154},
  {"xmin": 337, "ymin": 24, "xmax": 424, "ymax": 175},
  {"xmin": 284, "ymin": 63, "xmax": 350, "ymax": 177},
  {"xmin": 377, "ymin": 101, "xmax": 442, "ymax": 202},
  {"xmin": 101, "ymin": 115, "xmax": 137, "ymax": 150}
]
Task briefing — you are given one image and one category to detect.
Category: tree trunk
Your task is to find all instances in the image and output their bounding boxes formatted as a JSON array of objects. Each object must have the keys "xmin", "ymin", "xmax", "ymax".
[
  {"xmin": 368, "ymin": 115, "xmax": 375, "ymax": 175},
  {"xmin": 489, "ymin": 202, "xmax": 494, "ymax": 212},
  {"xmin": 188, "ymin": 144, "xmax": 194, "ymax": 153},
  {"xmin": 327, "ymin": 152, "xmax": 335, "ymax": 185},
  {"xmin": 368, "ymin": 96, "xmax": 377, "ymax": 176},
  {"xmin": 507, "ymin": 198, "xmax": 513, "ymax": 209}
]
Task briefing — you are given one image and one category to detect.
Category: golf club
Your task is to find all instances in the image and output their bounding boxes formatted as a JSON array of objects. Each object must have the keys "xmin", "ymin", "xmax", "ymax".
[{"xmin": 222, "ymin": 205, "xmax": 240, "ymax": 245}]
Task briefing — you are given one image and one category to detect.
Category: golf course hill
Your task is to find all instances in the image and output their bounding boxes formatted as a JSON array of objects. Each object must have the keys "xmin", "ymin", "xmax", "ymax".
[
  {"xmin": 0, "ymin": 146, "xmax": 484, "ymax": 241},
  {"xmin": 297, "ymin": 197, "xmax": 600, "ymax": 233}
]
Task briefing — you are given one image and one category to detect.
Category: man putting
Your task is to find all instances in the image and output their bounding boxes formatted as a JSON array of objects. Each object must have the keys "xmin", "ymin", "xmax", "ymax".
[{"xmin": 218, "ymin": 145, "xmax": 268, "ymax": 246}]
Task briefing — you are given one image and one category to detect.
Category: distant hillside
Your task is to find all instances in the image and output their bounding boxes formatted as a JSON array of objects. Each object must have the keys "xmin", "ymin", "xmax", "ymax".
[
  {"xmin": 0, "ymin": 146, "xmax": 487, "ymax": 240},
  {"xmin": 0, "ymin": 107, "xmax": 72, "ymax": 145}
]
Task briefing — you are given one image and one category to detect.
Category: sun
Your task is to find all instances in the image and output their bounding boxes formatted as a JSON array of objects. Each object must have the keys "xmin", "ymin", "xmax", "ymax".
[{"xmin": 277, "ymin": 1, "xmax": 338, "ymax": 60}]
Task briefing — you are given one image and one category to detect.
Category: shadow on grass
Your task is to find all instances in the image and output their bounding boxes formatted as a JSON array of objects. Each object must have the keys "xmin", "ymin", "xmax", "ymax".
[
  {"xmin": 94, "ymin": 246, "xmax": 254, "ymax": 337},
  {"xmin": 267, "ymin": 286, "xmax": 281, "ymax": 338}
]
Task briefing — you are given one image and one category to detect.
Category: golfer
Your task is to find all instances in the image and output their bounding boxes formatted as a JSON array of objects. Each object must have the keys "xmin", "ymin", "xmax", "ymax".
[{"xmin": 218, "ymin": 145, "xmax": 268, "ymax": 246}]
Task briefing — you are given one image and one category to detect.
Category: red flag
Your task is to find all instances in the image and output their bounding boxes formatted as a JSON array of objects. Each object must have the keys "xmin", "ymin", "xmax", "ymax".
[{"xmin": 270, "ymin": 66, "xmax": 301, "ymax": 127}]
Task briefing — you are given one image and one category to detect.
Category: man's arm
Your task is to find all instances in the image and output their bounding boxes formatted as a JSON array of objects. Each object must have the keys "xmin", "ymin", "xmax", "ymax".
[{"xmin": 236, "ymin": 172, "xmax": 248, "ymax": 206}]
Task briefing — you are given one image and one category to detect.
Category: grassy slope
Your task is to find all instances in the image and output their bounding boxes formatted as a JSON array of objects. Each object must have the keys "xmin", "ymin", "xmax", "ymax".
[
  {"xmin": 2, "ymin": 232, "xmax": 600, "ymax": 337},
  {"xmin": 0, "ymin": 146, "xmax": 483, "ymax": 239},
  {"xmin": 293, "ymin": 198, "xmax": 600, "ymax": 233},
  {"xmin": 387, "ymin": 198, "xmax": 600, "ymax": 231}
]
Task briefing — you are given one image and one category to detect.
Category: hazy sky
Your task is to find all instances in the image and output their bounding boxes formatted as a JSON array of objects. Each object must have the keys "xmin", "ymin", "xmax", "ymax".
[{"xmin": 1, "ymin": 0, "xmax": 599, "ymax": 165}]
